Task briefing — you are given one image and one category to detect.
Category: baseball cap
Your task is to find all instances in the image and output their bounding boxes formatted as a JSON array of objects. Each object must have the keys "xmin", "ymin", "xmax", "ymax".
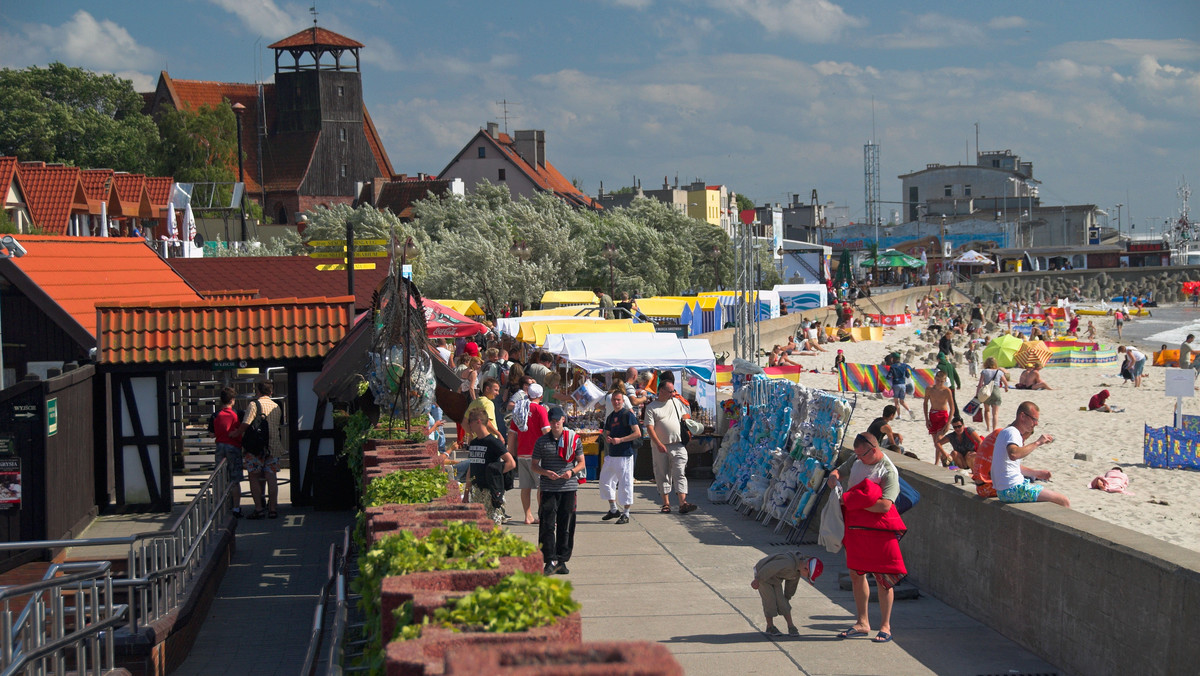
[
  {"xmin": 547, "ymin": 405, "xmax": 566, "ymax": 422},
  {"xmin": 807, "ymin": 557, "xmax": 824, "ymax": 584},
  {"xmin": 464, "ymin": 342, "xmax": 480, "ymax": 356},
  {"xmin": 527, "ymin": 383, "xmax": 544, "ymax": 399}
]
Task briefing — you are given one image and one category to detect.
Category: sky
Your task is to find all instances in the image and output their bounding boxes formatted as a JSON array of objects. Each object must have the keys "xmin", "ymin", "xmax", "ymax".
[{"xmin": 2, "ymin": 0, "xmax": 1198, "ymax": 232}]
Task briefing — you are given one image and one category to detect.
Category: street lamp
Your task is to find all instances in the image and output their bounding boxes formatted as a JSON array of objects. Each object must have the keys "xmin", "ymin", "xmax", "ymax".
[
  {"xmin": 0, "ymin": 235, "xmax": 28, "ymax": 390},
  {"xmin": 1115, "ymin": 203, "xmax": 1124, "ymax": 241},
  {"xmin": 510, "ymin": 240, "xmax": 530, "ymax": 263},
  {"xmin": 231, "ymin": 102, "xmax": 247, "ymax": 242},
  {"xmin": 601, "ymin": 243, "xmax": 617, "ymax": 297}
]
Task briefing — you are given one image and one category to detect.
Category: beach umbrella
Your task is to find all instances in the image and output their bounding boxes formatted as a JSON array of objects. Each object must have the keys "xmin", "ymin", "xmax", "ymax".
[
  {"xmin": 1014, "ymin": 340, "xmax": 1052, "ymax": 368},
  {"xmin": 422, "ymin": 299, "xmax": 486, "ymax": 338},
  {"xmin": 859, "ymin": 249, "xmax": 924, "ymax": 269},
  {"xmin": 953, "ymin": 250, "xmax": 995, "ymax": 266},
  {"xmin": 834, "ymin": 248, "xmax": 853, "ymax": 285},
  {"xmin": 982, "ymin": 334, "xmax": 1024, "ymax": 368}
]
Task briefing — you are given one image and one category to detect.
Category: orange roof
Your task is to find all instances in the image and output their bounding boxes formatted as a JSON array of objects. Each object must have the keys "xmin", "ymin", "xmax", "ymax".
[
  {"xmin": 17, "ymin": 164, "xmax": 90, "ymax": 234},
  {"xmin": 96, "ymin": 296, "xmax": 354, "ymax": 365},
  {"xmin": 444, "ymin": 130, "xmax": 600, "ymax": 210},
  {"xmin": 0, "ymin": 157, "xmax": 22, "ymax": 199},
  {"xmin": 111, "ymin": 173, "xmax": 152, "ymax": 218},
  {"xmin": 269, "ymin": 27, "xmax": 364, "ymax": 50},
  {"xmin": 144, "ymin": 177, "xmax": 174, "ymax": 212},
  {"xmin": 2, "ymin": 236, "xmax": 201, "ymax": 340},
  {"xmin": 80, "ymin": 169, "xmax": 114, "ymax": 214}
]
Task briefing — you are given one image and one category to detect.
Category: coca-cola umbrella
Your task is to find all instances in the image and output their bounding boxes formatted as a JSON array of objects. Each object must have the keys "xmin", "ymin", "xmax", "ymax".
[{"xmin": 422, "ymin": 298, "xmax": 486, "ymax": 338}]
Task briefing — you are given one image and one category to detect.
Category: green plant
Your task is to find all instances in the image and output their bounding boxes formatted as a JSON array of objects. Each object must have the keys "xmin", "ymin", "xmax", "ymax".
[
  {"xmin": 371, "ymin": 414, "xmax": 430, "ymax": 442},
  {"xmin": 340, "ymin": 410, "xmax": 372, "ymax": 496},
  {"xmin": 362, "ymin": 468, "xmax": 449, "ymax": 508},
  {"xmin": 354, "ymin": 522, "xmax": 537, "ymax": 674},
  {"xmin": 395, "ymin": 572, "xmax": 579, "ymax": 641}
]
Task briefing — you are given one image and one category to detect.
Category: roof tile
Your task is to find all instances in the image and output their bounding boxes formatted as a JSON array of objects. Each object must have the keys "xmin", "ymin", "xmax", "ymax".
[
  {"xmin": 17, "ymin": 165, "xmax": 90, "ymax": 234},
  {"xmin": 167, "ymin": 256, "xmax": 386, "ymax": 311},
  {"xmin": 96, "ymin": 296, "xmax": 353, "ymax": 365},
  {"xmin": 268, "ymin": 27, "xmax": 364, "ymax": 49}
]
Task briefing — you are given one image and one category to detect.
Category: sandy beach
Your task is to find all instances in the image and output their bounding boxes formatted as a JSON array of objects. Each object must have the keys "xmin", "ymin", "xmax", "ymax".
[{"xmin": 774, "ymin": 309, "xmax": 1200, "ymax": 554}]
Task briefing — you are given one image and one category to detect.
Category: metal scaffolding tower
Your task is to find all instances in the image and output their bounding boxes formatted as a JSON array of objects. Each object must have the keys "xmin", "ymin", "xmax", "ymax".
[
  {"xmin": 732, "ymin": 195, "xmax": 760, "ymax": 363},
  {"xmin": 864, "ymin": 140, "xmax": 880, "ymax": 235}
]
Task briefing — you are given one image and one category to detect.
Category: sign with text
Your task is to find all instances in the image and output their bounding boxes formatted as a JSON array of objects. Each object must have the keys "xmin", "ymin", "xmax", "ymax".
[
  {"xmin": 46, "ymin": 398, "xmax": 57, "ymax": 436},
  {"xmin": 1165, "ymin": 368, "xmax": 1195, "ymax": 398},
  {"xmin": 0, "ymin": 457, "xmax": 20, "ymax": 510}
]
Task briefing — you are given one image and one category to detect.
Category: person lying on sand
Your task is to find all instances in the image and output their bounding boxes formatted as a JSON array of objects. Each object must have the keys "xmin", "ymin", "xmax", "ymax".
[{"xmin": 1090, "ymin": 467, "xmax": 1131, "ymax": 494}]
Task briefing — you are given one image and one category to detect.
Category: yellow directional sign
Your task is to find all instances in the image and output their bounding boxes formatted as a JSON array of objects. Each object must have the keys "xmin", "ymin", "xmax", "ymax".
[
  {"xmin": 309, "ymin": 250, "xmax": 389, "ymax": 259},
  {"xmin": 316, "ymin": 263, "xmax": 377, "ymax": 271},
  {"xmin": 306, "ymin": 238, "xmax": 389, "ymax": 247}
]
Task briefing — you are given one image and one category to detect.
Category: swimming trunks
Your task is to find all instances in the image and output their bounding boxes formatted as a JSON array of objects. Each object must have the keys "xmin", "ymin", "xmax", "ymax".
[{"xmin": 926, "ymin": 409, "xmax": 950, "ymax": 436}]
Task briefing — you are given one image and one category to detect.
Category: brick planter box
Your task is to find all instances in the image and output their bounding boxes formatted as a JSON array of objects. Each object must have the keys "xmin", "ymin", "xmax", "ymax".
[
  {"xmin": 385, "ymin": 611, "xmax": 582, "ymax": 676},
  {"xmin": 443, "ymin": 641, "xmax": 684, "ymax": 675},
  {"xmin": 366, "ymin": 503, "xmax": 492, "ymax": 542},
  {"xmin": 378, "ymin": 557, "xmax": 542, "ymax": 642},
  {"xmin": 364, "ymin": 438, "xmax": 437, "ymax": 454}
]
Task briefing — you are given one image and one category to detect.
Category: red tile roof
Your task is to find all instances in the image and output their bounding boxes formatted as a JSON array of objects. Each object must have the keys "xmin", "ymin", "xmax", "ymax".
[
  {"xmin": 148, "ymin": 73, "xmax": 394, "ymax": 194},
  {"xmin": 1, "ymin": 236, "xmax": 202, "ymax": 340},
  {"xmin": 373, "ymin": 179, "xmax": 456, "ymax": 220},
  {"xmin": 111, "ymin": 174, "xmax": 151, "ymax": 218},
  {"xmin": 17, "ymin": 164, "xmax": 90, "ymax": 234},
  {"xmin": 0, "ymin": 157, "xmax": 21, "ymax": 198},
  {"xmin": 443, "ymin": 130, "xmax": 600, "ymax": 210},
  {"xmin": 144, "ymin": 177, "xmax": 174, "ymax": 212},
  {"xmin": 166, "ymin": 256, "xmax": 387, "ymax": 311},
  {"xmin": 79, "ymin": 169, "xmax": 114, "ymax": 214},
  {"xmin": 96, "ymin": 296, "xmax": 354, "ymax": 364},
  {"xmin": 269, "ymin": 27, "xmax": 364, "ymax": 49}
]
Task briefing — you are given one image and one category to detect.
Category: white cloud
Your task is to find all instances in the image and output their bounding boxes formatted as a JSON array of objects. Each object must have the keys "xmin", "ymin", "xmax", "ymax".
[
  {"xmin": 1052, "ymin": 38, "xmax": 1200, "ymax": 66},
  {"xmin": 207, "ymin": 0, "xmax": 308, "ymax": 38},
  {"xmin": 714, "ymin": 0, "xmax": 866, "ymax": 43},
  {"xmin": 872, "ymin": 13, "xmax": 985, "ymax": 49},
  {"xmin": 987, "ymin": 16, "xmax": 1028, "ymax": 30},
  {"xmin": 12, "ymin": 10, "xmax": 159, "ymax": 72}
]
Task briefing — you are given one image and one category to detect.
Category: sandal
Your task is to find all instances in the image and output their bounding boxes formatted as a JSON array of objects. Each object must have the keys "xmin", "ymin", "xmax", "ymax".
[
  {"xmin": 246, "ymin": 509, "xmax": 266, "ymax": 520},
  {"xmin": 268, "ymin": 510, "xmax": 279, "ymax": 519},
  {"xmin": 660, "ymin": 505, "xmax": 672, "ymax": 513}
]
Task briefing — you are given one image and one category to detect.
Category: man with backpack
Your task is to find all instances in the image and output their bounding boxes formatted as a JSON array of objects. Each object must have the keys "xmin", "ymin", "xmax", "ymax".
[
  {"xmin": 212, "ymin": 387, "xmax": 244, "ymax": 518},
  {"xmin": 884, "ymin": 353, "xmax": 915, "ymax": 420},
  {"xmin": 233, "ymin": 381, "xmax": 281, "ymax": 519}
]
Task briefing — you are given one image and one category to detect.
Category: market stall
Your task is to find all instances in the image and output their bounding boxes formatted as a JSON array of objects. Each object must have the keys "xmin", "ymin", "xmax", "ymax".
[
  {"xmin": 495, "ymin": 314, "xmax": 602, "ymax": 338},
  {"xmin": 540, "ymin": 290, "xmax": 597, "ymax": 309},
  {"xmin": 430, "ymin": 299, "xmax": 485, "ymax": 316},
  {"xmin": 516, "ymin": 319, "xmax": 655, "ymax": 346}
]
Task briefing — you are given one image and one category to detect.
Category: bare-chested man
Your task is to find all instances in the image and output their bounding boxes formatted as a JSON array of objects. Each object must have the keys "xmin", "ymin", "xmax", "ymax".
[{"xmin": 923, "ymin": 370, "xmax": 954, "ymax": 466}]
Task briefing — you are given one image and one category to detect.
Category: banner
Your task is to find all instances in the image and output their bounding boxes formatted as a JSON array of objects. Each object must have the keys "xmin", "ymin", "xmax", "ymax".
[{"xmin": 866, "ymin": 313, "xmax": 913, "ymax": 327}]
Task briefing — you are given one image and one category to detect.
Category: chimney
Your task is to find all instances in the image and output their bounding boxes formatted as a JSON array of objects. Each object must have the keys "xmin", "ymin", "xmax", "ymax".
[
  {"xmin": 513, "ymin": 130, "xmax": 544, "ymax": 168},
  {"xmin": 486, "ymin": 121, "xmax": 499, "ymax": 139},
  {"xmin": 663, "ymin": 176, "xmax": 669, "ymax": 190},
  {"xmin": 793, "ymin": 194, "xmax": 799, "ymax": 205}
]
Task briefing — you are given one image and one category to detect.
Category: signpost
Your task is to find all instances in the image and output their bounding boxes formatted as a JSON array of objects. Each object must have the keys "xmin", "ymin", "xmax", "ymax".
[
  {"xmin": 1165, "ymin": 367, "xmax": 1194, "ymax": 428},
  {"xmin": 306, "ymin": 237, "xmax": 389, "ymax": 296},
  {"xmin": 46, "ymin": 397, "xmax": 57, "ymax": 436}
]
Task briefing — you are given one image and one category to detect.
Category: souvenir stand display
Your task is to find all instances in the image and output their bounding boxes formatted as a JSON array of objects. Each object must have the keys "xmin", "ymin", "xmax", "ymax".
[{"xmin": 709, "ymin": 372, "xmax": 856, "ymax": 543}]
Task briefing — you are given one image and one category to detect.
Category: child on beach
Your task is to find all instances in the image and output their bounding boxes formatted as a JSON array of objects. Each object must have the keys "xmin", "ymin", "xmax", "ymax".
[
  {"xmin": 1086, "ymin": 321, "xmax": 1097, "ymax": 341},
  {"xmin": 833, "ymin": 349, "xmax": 846, "ymax": 372},
  {"xmin": 751, "ymin": 552, "xmax": 823, "ymax": 636},
  {"xmin": 966, "ymin": 342, "xmax": 980, "ymax": 377}
]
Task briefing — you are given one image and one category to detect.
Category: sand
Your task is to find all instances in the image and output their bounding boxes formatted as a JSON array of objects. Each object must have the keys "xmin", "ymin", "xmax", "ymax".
[{"xmin": 776, "ymin": 311, "xmax": 1200, "ymax": 554}]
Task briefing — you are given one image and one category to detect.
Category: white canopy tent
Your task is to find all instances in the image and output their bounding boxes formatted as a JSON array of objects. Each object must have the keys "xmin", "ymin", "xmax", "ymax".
[
  {"xmin": 953, "ymin": 249, "xmax": 996, "ymax": 266},
  {"xmin": 495, "ymin": 314, "xmax": 603, "ymax": 337},
  {"xmin": 541, "ymin": 331, "xmax": 676, "ymax": 356}
]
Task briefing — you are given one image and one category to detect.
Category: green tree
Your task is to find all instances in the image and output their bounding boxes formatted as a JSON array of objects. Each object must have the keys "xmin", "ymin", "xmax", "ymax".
[
  {"xmin": 300, "ymin": 203, "xmax": 426, "ymax": 274},
  {"xmin": 735, "ymin": 194, "xmax": 755, "ymax": 213},
  {"xmin": 0, "ymin": 63, "xmax": 159, "ymax": 173}
]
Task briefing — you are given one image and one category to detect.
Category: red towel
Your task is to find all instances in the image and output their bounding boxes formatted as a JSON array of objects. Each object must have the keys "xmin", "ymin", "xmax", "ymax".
[{"xmin": 842, "ymin": 479, "xmax": 907, "ymax": 576}]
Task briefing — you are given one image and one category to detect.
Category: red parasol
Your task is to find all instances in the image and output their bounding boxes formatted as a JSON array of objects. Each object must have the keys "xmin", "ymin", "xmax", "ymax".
[{"xmin": 422, "ymin": 299, "xmax": 486, "ymax": 338}]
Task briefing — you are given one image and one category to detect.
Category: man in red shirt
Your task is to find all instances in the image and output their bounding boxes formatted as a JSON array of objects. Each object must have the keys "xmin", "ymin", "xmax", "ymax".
[
  {"xmin": 508, "ymin": 383, "xmax": 551, "ymax": 524},
  {"xmin": 212, "ymin": 387, "xmax": 244, "ymax": 518}
]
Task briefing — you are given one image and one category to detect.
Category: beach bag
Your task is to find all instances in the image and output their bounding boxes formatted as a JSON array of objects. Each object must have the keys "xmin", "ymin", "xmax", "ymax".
[
  {"xmin": 976, "ymin": 372, "xmax": 997, "ymax": 402},
  {"xmin": 972, "ymin": 408, "xmax": 984, "ymax": 423},
  {"xmin": 971, "ymin": 430, "xmax": 1001, "ymax": 498},
  {"xmin": 894, "ymin": 477, "xmax": 921, "ymax": 515},
  {"xmin": 818, "ymin": 483, "xmax": 845, "ymax": 553},
  {"xmin": 241, "ymin": 400, "xmax": 271, "ymax": 457},
  {"xmin": 962, "ymin": 397, "xmax": 981, "ymax": 417}
]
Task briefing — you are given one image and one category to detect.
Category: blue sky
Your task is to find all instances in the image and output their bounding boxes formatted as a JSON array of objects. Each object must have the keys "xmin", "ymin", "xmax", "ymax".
[{"xmin": 2, "ymin": 1, "xmax": 1198, "ymax": 231}]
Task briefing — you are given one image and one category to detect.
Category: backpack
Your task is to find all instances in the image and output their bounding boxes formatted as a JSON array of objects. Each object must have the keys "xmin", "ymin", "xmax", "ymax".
[
  {"xmin": 241, "ymin": 400, "xmax": 271, "ymax": 457},
  {"xmin": 971, "ymin": 429, "xmax": 1002, "ymax": 498}
]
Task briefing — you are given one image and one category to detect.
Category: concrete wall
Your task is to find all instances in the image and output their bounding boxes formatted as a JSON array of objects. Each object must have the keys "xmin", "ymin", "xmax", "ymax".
[
  {"xmin": 701, "ymin": 285, "xmax": 948, "ymax": 358},
  {"xmin": 892, "ymin": 452, "xmax": 1200, "ymax": 676},
  {"xmin": 977, "ymin": 265, "xmax": 1200, "ymax": 296}
]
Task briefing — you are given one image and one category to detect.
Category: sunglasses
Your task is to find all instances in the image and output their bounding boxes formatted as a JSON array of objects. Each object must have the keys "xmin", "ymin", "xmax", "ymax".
[{"xmin": 1021, "ymin": 410, "xmax": 1040, "ymax": 424}]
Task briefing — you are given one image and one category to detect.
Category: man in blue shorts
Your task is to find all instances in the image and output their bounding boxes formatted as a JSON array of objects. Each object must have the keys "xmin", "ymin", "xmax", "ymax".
[
  {"xmin": 992, "ymin": 402, "xmax": 1070, "ymax": 507},
  {"xmin": 885, "ymin": 353, "xmax": 915, "ymax": 420}
]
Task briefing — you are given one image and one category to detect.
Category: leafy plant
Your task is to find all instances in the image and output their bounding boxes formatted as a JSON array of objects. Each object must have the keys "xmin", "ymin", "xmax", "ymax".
[
  {"xmin": 354, "ymin": 522, "xmax": 537, "ymax": 674},
  {"xmin": 362, "ymin": 468, "xmax": 449, "ymax": 508},
  {"xmin": 340, "ymin": 410, "xmax": 372, "ymax": 496},
  {"xmin": 395, "ymin": 572, "xmax": 579, "ymax": 641},
  {"xmin": 371, "ymin": 414, "xmax": 430, "ymax": 442}
]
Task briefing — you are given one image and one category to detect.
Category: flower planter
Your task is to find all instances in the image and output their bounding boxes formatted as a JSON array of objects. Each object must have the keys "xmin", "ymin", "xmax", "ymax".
[
  {"xmin": 443, "ymin": 641, "xmax": 684, "ymax": 675},
  {"xmin": 384, "ymin": 611, "xmax": 582, "ymax": 676},
  {"xmin": 366, "ymin": 503, "xmax": 493, "ymax": 542}
]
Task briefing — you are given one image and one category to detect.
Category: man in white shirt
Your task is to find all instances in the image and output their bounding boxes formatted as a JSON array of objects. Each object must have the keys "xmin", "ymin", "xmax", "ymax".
[
  {"xmin": 991, "ymin": 402, "xmax": 1070, "ymax": 507},
  {"xmin": 1118, "ymin": 345, "xmax": 1147, "ymax": 388}
]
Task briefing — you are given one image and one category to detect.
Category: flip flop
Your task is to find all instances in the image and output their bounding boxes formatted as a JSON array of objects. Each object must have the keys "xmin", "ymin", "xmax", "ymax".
[
  {"xmin": 872, "ymin": 631, "xmax": 893, "ymax": 643},
  {"xmin": 837, "ymin": 628, "xmax": 869, "ymax": 639}
]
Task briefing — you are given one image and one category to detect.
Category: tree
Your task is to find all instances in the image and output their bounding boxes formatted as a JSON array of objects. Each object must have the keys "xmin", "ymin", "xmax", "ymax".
[
  {"xmin": 300, "ymin": 203, "xmax": 426, "ymax": 275},
  {"xmin": 735, "ymin": 194, "xmax": 755, "ymax": 213},
  {"xmin": 0, "ymin": 63, "xmax": 159, "ymax": 173}
]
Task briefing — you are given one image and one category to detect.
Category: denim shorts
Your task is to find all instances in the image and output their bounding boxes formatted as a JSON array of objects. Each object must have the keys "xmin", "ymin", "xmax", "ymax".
[{"xmin": 215, "ymin": 443, "xmax": 244, "ymax": 481}]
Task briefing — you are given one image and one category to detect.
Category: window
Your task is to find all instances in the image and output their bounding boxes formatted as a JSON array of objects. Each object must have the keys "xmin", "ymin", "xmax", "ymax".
[
  {"xmin": 944, "ymin": 185, "xmax": 952, "ymax": 197},
  {"xmin": 964, "ymin": 184, "xmax": 972, "ymax": 196},
  {"xmin": 337, "ymin": 85, "xmax": 345, "ymax": 96},
  {"xmin": 338, "ymin": 128, "xmax": 347, "ymax": 142},
  {"xmin": 498, "ymin": 168, "xmax": 506, "ymax": 181},
  {"xmin": 992, "ymin": 159, "xmax": 1000, "ymax": 167},
  {"xmin": 340, "ymin": 164, "xmax": 347, "ymax": 177},
  {"xmin": 275, "ymin": 204, "xmax": 287, "ymax": 225},
  {"xmin": 478, "ymin": 147, "xmax": 486, "ymax": 158}
]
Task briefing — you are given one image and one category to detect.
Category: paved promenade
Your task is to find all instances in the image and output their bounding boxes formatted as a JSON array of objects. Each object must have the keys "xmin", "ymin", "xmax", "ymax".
[{"xmin": 506, "ymin": 480, "xmax": 1059, "ymax": 676}]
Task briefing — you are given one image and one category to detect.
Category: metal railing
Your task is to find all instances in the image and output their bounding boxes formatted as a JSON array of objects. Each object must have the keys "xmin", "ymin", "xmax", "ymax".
[
  {"xmin": 0, "ymin": 459, "xmax": 234, "ymax": 642},
  {"xmin": 0, "ymin": 561, "xmax": 127, "ymax": 676},
  {"xmin": 301, "ymin": 527, "xmax": 351, "ymax": 676}
]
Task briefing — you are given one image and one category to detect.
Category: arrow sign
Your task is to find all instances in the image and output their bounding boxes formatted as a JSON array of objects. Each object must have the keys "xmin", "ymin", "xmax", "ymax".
[
  {"xmin": 309, "ymin": 251, "xmax": 388, "ymax": 259},
  {"xmin": 306, "ymin": 239, "xmax": 389, "ymax": 247},
  {"xmin": 316, "ymin": 263, "xmax": 377, "ymax": 271}
]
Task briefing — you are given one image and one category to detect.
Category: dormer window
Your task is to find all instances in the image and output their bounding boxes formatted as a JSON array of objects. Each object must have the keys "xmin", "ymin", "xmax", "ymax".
[{"xmin": 478, "ymin": 147, "xmax": 486, "ymax": 158}]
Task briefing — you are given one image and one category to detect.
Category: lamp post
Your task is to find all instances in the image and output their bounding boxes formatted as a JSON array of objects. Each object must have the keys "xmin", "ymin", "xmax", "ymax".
[
  {"xmin": 601, "ymin": 243, "xmax": 617, "ymax": 298},
  {"xmin": 509, "ymin": 240, "xmax": 530, "ymax": 314},
  {"xmin": 231, "ymin": 102, "xmax": 247, "ymax": 242},
  {"xmin": 941, "ymin": 216, "xmax": 948, "ymax": 287},
  {"xmin": 1115, "ymin": 203, "xmax": 1124, "ymax": 241},
  {"xmin": 0, "ymin": 235, "xmax": 28, "ymax": 391},
  {"xmin": 709, "ymin": 245, "xmax": 722, "ymax": 290}
]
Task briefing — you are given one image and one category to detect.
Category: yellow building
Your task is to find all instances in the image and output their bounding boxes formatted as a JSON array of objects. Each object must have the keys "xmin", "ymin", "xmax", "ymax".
[{"xmin": 686, "ymin": 185, "xmax": 723, "ymax": 227}]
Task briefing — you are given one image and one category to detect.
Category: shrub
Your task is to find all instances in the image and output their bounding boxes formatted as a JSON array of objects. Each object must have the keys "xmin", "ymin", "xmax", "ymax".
[{"xmin": 363, "ymin": 468, "xmax": 449, "ymax": 508}]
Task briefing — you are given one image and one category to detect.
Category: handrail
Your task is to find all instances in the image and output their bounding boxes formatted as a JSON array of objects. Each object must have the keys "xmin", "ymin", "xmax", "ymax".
[
  {"xmin": 318, "ymin": 527, "xmax": 352, "ymax": 676},
  {"xmin": 0, "ymin": 459, "xmax": 235, "ymax": 635},
  {"xmin": 300, "ymin": 540, "xmax": 337, "ymax": 676},
  {"xmin": 0, "ymin": 561, "xmax": 127, "ymax": 676}
]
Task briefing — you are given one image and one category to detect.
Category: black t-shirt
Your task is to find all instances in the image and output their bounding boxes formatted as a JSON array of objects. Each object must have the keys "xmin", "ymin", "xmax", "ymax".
[
  {"xmin": 604, "ymin": 408, "xmax": 639, "ymax": 457},
  {"xmin": 468, "ymin": 435, "xmax": 507, "ymax": 486},
  {"xmin": 867, "ymin": 417, "xmax": 889, "ymax": 443}
]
